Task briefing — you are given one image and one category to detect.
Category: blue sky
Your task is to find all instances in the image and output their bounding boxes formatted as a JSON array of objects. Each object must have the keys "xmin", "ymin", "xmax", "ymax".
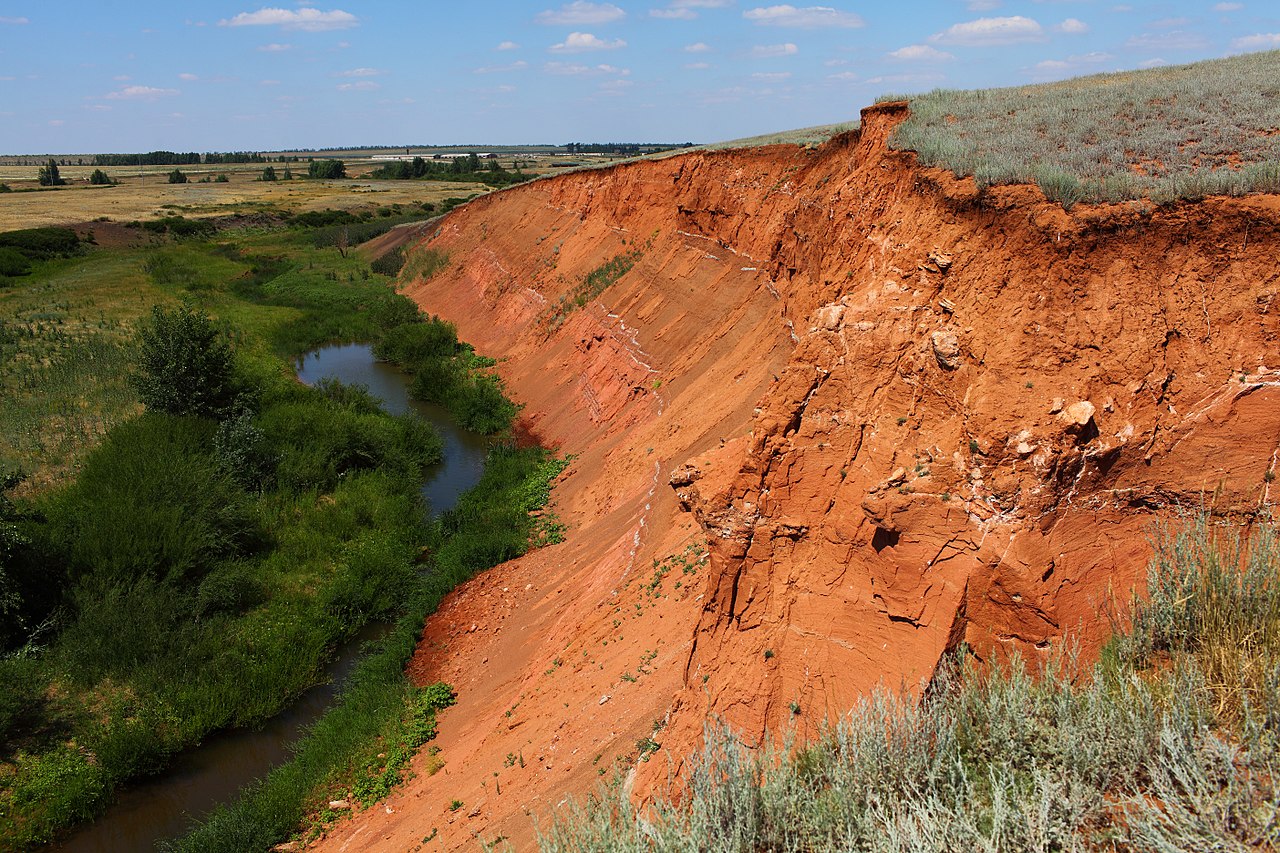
[{"xmin": 0, "ymin": 1, "xmax": 1276, "ymax": 153}]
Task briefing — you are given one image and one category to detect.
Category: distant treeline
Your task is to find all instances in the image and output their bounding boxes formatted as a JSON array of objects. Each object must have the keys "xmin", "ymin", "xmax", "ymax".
[
  {"xmin": 91, "ymin": 151, "xmax": 302, "ymax": 166},
  {"xmin": 564, "ymin": 142, "xmax": 693, "ymax": 154},
  {"xmin": 368, "ymin": 154, "xmax": 529, "ymax": 188}
]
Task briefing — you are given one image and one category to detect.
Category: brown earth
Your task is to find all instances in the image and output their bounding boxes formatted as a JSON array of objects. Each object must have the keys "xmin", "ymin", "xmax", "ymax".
[{"xmin": 309, "ymin": 102, "xmax": 1280, "ymax": 852}]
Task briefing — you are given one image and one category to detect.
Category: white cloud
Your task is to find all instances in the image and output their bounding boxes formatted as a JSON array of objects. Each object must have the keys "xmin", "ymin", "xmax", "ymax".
[
  {"xmin": 673, "ymin": 0, "xmax": 732, "ymax": 6},
  {"xmin": 684, "ymin": 61, "xmax": 711, "ymax": 69},
  {"xmin": 1137, "ymin": 57, "xmax": 1167, "ymax": 67},
  {"xmin": 1125, "ymin": 30, "xmax": 1208, "ymax": 50},
  {"xmin": 751, "ymin": 42, "xmax": 798, "ymax": 57},
  {"xmin": 535, "ymin": 1, "xmax": 625, "ymax": 25},
  {"xmin": 828, "ymin": 71, "xmax": 858, "ymax": 80},
  {"xmin": 0, "ymin": 16, "xmax": 29, "ymax": 24},
  {"xmin": 49, "ymin": 119, "xmax": 65, "ymax": 126},
  {"xmin": 1213, "ymin": 2, "xmax": 1243, "ymax": 10},
  {"xmin": 474, "ymin": 60, "xmax": 530, "ymax": 73},
  {"xmin": 497, "ymin": 40, "xmax": 520, "ymax": 50},
  {"xmin": 1152, "ymin": 16, "xmax": 1188, "ymax": 28},
  {"xmin": 544, "ymin": 61, "xmax": 630, "ymax": 75},
  {"xmin": 337, "ymin": 80, "xmax": 378, "ymax": 91},
  {"xmin": 1028, "ymin": 51, "xmax": 1112, "ymax": 79},
  {"xmin": 651, "ymin": 8, "xmax": 697, "ymax": 18},
  {"xmin": 550, "ymin": 32, "xmax": 626, "ymax": 52},
  {"xmin": 219, "ymin": 7, "xmax": 359, "ymax": 31},
  {"xmin": 889, "ymin": 44, "xmax": 954, "ymax": 61},
  {"xmin": 684, "ymin": 41, "xmax": 712, "ymax": 52},
  {"xmin": 864, "ymin": 72, "xmax": 945, "ymax": 86},
  {"xmin": 178, "ymin": 72, "xmax": 199, "ymax": 81},
  {"xmin": 751, "ymin": 70, "xmax": 792, "ymax": 79},
  {"xmin": 336, "ymin": 67, "xmax": 383, "ymax": 77},
  {"xmin": 258, "ymin": 42, "xmax": 293, "ymax": 51},
  {"xmin": 743, "ymin": 5, "xmax": 865, "ymax": 28},
  {"xmin": 1230, "ymin": 32, "xmax": 1280, "ymax": 52},
  {"xmin": 105, "ymin": 85, "xmax": 180, "ymax": 100},
  {"xmin": 1056, "ymin": 18, "xmax": 1088, "ymax": 34},
  {"xmin": 930, "ymin": 16, "xmax": 1045, "ymax": 46}
]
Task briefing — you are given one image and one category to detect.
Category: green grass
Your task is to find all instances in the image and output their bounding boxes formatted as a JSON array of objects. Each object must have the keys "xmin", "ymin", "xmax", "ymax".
[
  {"xmin": 0, "ymin": 218, "xmax": 459, "ymax": 849},
  {"xmin": 541, "ymin": 515, "xmax": 1280, "ymax": 852},
  {"xmin": 168, "ymin": 443, "xmax": 568, "ymax": 853},
  {"xmin": 537, "ymin": 250, "xmax": 642, "ymax": 334},
  {"xmin": 882, "ymin": 50, "xmax": 1280, "ymax": 208}
]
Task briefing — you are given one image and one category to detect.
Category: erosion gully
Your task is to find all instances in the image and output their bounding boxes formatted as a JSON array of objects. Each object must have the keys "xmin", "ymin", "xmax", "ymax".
[{"xmin": 55, "ymin": 343, "xmax": 488, "ymax": 853}]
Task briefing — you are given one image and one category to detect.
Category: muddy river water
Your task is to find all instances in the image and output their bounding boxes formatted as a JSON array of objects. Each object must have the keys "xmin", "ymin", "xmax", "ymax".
[{"xmin": 55, "ymin": 343, "xmax": 487, "ymax": 852}]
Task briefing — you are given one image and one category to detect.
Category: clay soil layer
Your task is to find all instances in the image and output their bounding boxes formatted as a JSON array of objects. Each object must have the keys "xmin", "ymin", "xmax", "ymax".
[{"xmin": 311, "ymin": 103, "xmax": 1280, "ymax": 852}]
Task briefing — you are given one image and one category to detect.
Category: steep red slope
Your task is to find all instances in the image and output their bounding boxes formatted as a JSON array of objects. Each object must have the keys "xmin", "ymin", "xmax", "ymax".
[{"xmin": 310, "ymin": 103, "xmax": 1280, "ymax": 852}]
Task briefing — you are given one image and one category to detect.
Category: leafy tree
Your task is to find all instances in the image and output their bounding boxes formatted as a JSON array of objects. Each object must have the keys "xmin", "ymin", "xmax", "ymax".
[
  {"xmin": 282, "ymin": 166, "xmax": 293, "ymax": 181},
  {"xmin": 89, "ymin": 168, "xmax": 113, "ymax": 185},
  {"xmin": 260, "ymin": 166, "xmax": 277, "ymax": 182},
  {"xmin": 132, "ymin": 304, "xmax": 236, "ymax": 417},
  {"xmin": 168, "ymin": 168, "xmax": 189, "ymax": 184},
  {"xmin": 308, "ymin": 159, "xmax": 346, "ymax": 180},
  {"xmin": 36, "ymin": 159, "xmax": 64, "ymax": 186}
]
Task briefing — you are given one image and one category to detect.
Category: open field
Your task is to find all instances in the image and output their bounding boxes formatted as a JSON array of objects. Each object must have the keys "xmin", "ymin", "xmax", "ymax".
[{"xmin": 0, "ymin": 167, "xmax": 491, "ymax": 231}]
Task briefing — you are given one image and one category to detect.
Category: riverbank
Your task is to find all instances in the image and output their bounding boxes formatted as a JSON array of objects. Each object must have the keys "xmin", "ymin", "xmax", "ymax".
[{"xmin": 0, "ymin": 220, "xmax": 547, "ymax": 850}]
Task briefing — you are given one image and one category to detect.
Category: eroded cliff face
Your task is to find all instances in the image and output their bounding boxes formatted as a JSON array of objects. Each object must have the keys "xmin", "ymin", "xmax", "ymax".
[{"xmin": 311, "ymin": 103, "xmax": 1280, "ymax": 852}]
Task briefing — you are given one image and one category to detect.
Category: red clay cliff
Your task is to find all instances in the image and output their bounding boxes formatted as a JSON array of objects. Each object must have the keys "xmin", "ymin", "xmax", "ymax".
[{"xmin": 310, "ymin": 102, "xmax": 1280, "ymax": 852}]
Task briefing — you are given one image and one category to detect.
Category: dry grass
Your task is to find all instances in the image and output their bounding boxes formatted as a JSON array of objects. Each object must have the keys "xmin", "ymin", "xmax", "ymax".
[
  {"xmin": 883, "ymin": 50, "xmax": 1280, "ymax": 207},
  {"xmin": 541, "ymin": 516, "xmax": 1280, "ymax": 852},
  {"xmin": 0, "ymin": 166, "xmax": 492, "ymax": 230}
]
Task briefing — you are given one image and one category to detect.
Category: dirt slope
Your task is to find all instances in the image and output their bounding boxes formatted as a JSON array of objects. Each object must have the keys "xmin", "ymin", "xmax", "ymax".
[{"xmin": 310, "ymin": 103, "xmax": 1280, "ymax": 852}]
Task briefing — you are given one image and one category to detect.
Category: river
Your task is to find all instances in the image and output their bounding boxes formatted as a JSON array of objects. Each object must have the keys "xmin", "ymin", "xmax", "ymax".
[{"xmin": 55, "ymin": 343, "xmax": 486, "ymax": 853}]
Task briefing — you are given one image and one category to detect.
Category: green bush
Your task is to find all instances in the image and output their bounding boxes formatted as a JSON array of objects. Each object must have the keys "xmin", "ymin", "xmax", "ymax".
[
  {"xmin": 43, "ymin": 413, "xmax": 255, "ymax": 588},
  {"xmin": 0, "ymin": 227, "xmax": 79, "ymax": 259},
  {"xmin": 167, "ymin": 168, "xmax": 188, "ymax": 184},
  {"xmin": 307, "ymin": 160, "xmax": 346, "ymax": 180},
  {"xmin": 369, "ymin": 247, "xmax": 405, "ymax": 277},
  {"xmin": 374, "ymin": 318, "xmax": 458, "ymax": 363},
  {"xmin": 257, "ymin": 390, "xmax": 442, "ymax": 493},
  {"xmin": 89, "ymin": 169, "xmax": 113, "ymax": 186},
  {"xmin": 132, "ymin": 304, "xmax": 237, "ymax": 417},
  {"xmin": 0, "ymin": 246, "xmax": 31, "ymax": 279}
]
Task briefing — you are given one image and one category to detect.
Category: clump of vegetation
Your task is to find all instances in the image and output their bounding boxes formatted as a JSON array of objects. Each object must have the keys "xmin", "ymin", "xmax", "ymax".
[
  {"xmin": 369, "ymin": 154, "xmax": 530, "ymax": 188},
  {"xmin": 0, "ymin": 248, "xmax": 32, "ymax": 280},
  {"xmin": 538, "ymin": 250, "xmax": 641, "ymax": 332},
  {"xmin": 36, "ymin": 160, "xmax": 65, "ymax": 187},
  {"xmin": 141, "ymin": 215, "xmax": 217, "ymax": 238},
  {"xmin": 370, "ymin": 247, "xmax": 405, "ymax": 277},
  {"xmin": 0, "ymin": 227, "xmax": 80, "ymax": 260},
  {"xmin": 308, "ymin": 159, "xmax": 346, "ymax": 180},
  {"xmin": 375, "ymin": 314, "xmax": 520, "ymax": 435},
  {"xmin": 167, "ymin": 168, "xmax": 188, "ymax": 185},
  {"xmin": 884, "ymin": 50, "xmax": 1280, "ymax": 208},
  {"xmin": 88, "ymin": 169, "xmax": 114, "ymax": 186},
  {"xmin": 543, "ymin": 515, "xmax": 1280, "ymax": 851},
  {"xmin": 131, "ymin": 304, "xmax": 236, "ymax": 418}
]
